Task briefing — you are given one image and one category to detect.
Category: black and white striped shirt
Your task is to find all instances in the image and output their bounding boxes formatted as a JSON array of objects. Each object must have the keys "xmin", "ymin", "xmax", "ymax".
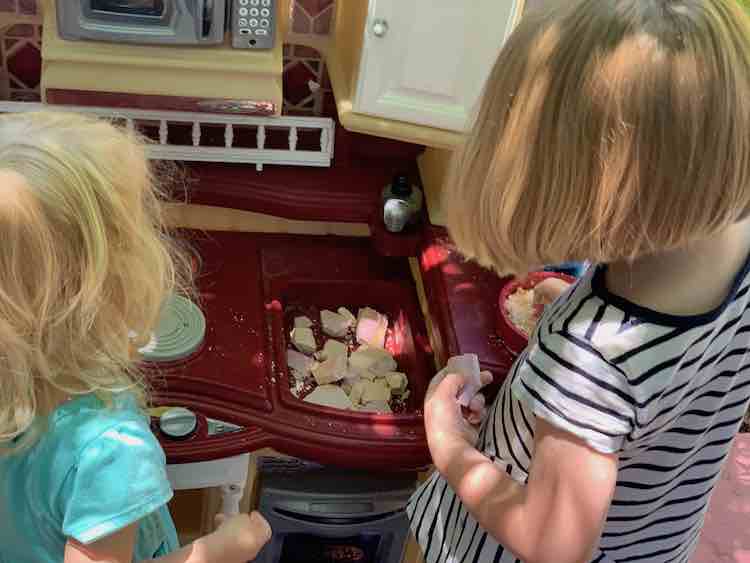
[{"xmin": 408, "ymin": 262, "xmax": 750, "ymax": 563}]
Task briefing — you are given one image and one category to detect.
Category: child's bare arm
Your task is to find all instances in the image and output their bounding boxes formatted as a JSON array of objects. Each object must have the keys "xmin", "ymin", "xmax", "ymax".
[
  {"xmin": 64, "ymin": 512, "xmax": 271, "ymax": 563},
  {"xmin": 426, "ymin": 374, "xmax": 617, "ymax": 563}
]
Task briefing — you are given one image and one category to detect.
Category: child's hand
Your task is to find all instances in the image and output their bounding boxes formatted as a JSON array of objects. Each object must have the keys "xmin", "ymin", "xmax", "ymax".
[
  {"xmin": 212, "ymin": 512, "xmax": 271, "ymax": 562},
  {"xmin": 424, "ymin": 373, "xmax": 485, "ymax": 472},
  {"xmin": 426, "ymin": 369, "xmax": 492, "ymax": 426},
  {"xmin": 533, "ymin": 278, "xmax": 572, "ymax": 306}
]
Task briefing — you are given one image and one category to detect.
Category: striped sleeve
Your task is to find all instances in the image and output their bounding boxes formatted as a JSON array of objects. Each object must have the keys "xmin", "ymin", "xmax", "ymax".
[{"xmin": 511, "ymin": 328, "xmax": 636, "ymax": 454}]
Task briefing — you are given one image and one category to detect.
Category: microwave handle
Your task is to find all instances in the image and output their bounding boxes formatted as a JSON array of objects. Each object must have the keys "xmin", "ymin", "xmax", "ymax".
[{"xmin": 200, "ymin": 0, "xmax": 214, "ymax": 38}]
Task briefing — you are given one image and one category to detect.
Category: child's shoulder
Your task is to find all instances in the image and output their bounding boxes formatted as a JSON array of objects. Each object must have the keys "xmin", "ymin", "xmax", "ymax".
[{"xmin": 47, "ymin": 393, "xmax": 152, "ymax": 457}]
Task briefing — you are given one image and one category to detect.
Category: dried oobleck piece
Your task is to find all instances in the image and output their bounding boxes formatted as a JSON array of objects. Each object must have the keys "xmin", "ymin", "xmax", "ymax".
[
  {"xmin": 291, "ymin": 327, "xmax": 317, "ymax": 354},
  {"xmin": 348, "ymin": 379, "xmax": 368, "ymax": 405},
  {"xmin": 358, "ymin": 400, "xmax": 392, "ymax": 413},
  {"xmin": 287, "ymin": 349, "xmax": 314, "ymax": 380},
  {"xmin": 349, "ymin": 346, "xmax": 397, "ymax": 375},
  {"xmin": 385, "ymin": 372, "xmax": 408, "ymax": 394},
  {"xmin": 361, "ymin": 379, "xmax": 391, "ymax": 403},
  {"xmin": 315, "ymin": 339, "xmax": 347, "ymax": 362},
  {"xmin": 321, "ymin": 309, "xmax": 350, "ymax": 338},
  {"xmin": 303, "ymin": 385, "xmax": 354, "ymax": 410},
  {"xmin": 356, "ymin": 307, "xmax": 388, "ymax": 349},
  {"xmin": 447, "ymin": 354, "xmax": 482, "ymax": 407},
  {"xmin": 311, "ymin": 353, "xmax": 348, "ymax": 385},
  {"xmin": 338, "ymin": 307, "xmax": 357, "ymax": 326},
  {"xmin": 294, "ymin": 316, "xmax": 313, "ymax": 329}
]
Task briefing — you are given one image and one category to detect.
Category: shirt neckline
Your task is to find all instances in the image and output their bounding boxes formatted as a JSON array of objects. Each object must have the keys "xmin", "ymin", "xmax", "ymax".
[{"xmin": 590, "ymin": 251, "xmax": 750, "ymax": 328}]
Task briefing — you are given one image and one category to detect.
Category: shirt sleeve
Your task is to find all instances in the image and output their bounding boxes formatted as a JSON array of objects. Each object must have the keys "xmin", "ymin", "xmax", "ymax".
[
  {"xmin": 511, "ymin": 326, "xmax": 636, "ymax": 454},
  {"xmin": 62, "ymin": 416, "xmax": 174, "ymax": 545}
]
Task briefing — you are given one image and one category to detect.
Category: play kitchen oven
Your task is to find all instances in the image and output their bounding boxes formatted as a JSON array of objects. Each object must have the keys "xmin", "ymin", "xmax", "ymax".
[
  {"xmin": 255, "ymin": 459, "xmax": 415, "ymax": 563},
  {"xmin": 56, "ymin": 0, "xmax": 277, "ymax": 50}
]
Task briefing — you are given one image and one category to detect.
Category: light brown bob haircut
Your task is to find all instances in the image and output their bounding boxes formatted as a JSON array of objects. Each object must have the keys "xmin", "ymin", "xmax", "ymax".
[{"xmin": 446, "ymin": 0, "xmax": 750, "ymax": 275}]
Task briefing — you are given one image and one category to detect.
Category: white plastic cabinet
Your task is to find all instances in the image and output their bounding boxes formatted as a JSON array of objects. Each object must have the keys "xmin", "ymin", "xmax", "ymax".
[{"xmin": 353, "ymin": 0, "xmax": 523, "ymax": 132}]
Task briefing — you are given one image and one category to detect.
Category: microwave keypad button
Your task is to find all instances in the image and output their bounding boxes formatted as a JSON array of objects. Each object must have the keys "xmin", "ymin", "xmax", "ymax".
[
  {"xmin": 251, "ymin": 0, "xmax": 260, "ymax": 5},
  {"xmin": 239, "ymin": 7, "xmax": 248, "ymax": 15},
  {"xmin": 255, "ymin": 29, "xmax": 268, "ymax": 35},
  {"xmin": 262, "ymin": 0, "xmax": 271, "ymax": 5},
  {"xmin": 250, "ymin": 8, "xmax": 259, "ymax": 16},
  {"xmin": 240, "ymin": 28, "xmax": 251, "ymax": 35},
  {"xmin": 261, "ymin": 19, "xmax": 270, "ymax": 27},
  {"xmin": 239, "ymin": 0, "xmax": 248, "ymax": 4},
  {"xmin": 239, "ymin": 17, "xmax": 248, "ymax": 26},
  {"xmin": 261, "ymin": 8, "xmax": 270, "ymax": 17},
  {"xmin": 249, "ymin": 18, "xmax": 259, "ymax": 27}
]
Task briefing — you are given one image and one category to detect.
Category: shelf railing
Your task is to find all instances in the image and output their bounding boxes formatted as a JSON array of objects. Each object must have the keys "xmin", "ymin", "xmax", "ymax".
[{"xmin": 0, "ymin": 101, "xmax": 335, "ymax": 171}]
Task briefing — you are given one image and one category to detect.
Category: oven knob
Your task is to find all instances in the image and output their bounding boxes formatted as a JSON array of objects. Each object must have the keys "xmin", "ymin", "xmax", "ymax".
[{"xmin": 159, "ymin": 407, "xmax": 198, "ymax": 440}]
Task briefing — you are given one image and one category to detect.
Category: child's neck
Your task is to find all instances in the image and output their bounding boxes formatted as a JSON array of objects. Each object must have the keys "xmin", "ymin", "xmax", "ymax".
[{"xmin": 607, "ymin": 219, "xmax": 750, "ymax": 316}]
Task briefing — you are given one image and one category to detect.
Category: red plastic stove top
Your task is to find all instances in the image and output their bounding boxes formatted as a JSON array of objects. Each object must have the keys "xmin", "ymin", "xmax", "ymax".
[{"xmin": 149, "ymin": 230, "xmax": 433, "ymax": 470}]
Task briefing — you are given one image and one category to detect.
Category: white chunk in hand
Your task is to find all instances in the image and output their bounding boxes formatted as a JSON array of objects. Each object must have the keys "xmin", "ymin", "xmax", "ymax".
[
  {"xmin": 349, "ymin": 346, "xmax": 397, "ymax": 375},
  {"xmin": 303, "ymin": 385, "xmax": 354, "ymax": 410},
  {"xmin": 287, "ymin": 349, "xmax": 314, "ymax": 380},
  {"xmin": 316, "ymin": 339, "xmax": 347, "ymax": 362},
  {"xmin": 312, "ymin": 353, "xmax": 349, "ymax": 385},
  {"xmin": 294, "ymin": 316, "xmax": 313, "ymax": 329},
  {"xmin": 446, "ymin": 354, "xmax": 482, "ymax": 407},
  {"xmin": 362, "ymin": 379, "xmax": 391, "ymax": 403},
  {"xmin": 356, "ymin": 307, "xmax": 389, "ymax": 349},
  {"xmin": 291, "ymin": 327, "xmax": 317, "ymax": 354},
  {"xmin": 321, "ymin": 310, "xmax": 350, "ymax": 338}
]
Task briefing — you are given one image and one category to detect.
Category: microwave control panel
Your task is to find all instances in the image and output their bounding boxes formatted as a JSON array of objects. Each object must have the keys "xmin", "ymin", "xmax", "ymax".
[{"xmin": 232, "ymin": 0, "xmax": 276, "ymax": 50}]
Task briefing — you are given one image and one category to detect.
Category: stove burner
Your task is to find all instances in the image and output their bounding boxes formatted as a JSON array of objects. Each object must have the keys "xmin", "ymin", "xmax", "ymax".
[{"xmin": 139, "ymin": 294, "xmax": 206, "ymax": 363}]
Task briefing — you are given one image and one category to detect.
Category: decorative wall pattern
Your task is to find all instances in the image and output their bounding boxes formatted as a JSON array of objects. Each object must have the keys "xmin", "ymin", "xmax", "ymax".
[{"xmin": 0, "ymin": 0, "xmax": 42, "ymax": 102}]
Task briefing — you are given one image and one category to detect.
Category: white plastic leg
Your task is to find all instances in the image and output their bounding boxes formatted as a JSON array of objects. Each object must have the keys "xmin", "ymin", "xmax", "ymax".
[{"xmin": 220, "ymin": 482, "xmax": 245, "ymax": 515}]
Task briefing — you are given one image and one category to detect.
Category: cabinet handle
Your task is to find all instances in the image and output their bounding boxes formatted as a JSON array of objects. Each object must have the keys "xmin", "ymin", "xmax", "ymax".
[{"xmin": 372, "ymin": 19, "xmax": 389, "ymax": 38}]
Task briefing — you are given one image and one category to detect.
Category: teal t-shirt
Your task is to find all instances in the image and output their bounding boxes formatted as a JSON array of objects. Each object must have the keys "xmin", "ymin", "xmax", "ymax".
[{"xmin": 0, "ymin": 393, "xmax": 179, "ymax": 563}]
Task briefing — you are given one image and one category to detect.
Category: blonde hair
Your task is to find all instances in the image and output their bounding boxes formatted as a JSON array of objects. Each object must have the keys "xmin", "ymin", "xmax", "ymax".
[
  {"xmin": 0, "ymin": 111, "xmax": 191, "ymax": 450},
  {"xmin": 446, "ymin": 0, "xmax": 750, "ymax": 275}
]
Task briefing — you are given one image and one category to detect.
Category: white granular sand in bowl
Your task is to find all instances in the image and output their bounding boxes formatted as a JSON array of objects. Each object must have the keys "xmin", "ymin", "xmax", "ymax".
[{"xmin": 505, "ymin": 287, "xmax": 537, "ymax": 336}]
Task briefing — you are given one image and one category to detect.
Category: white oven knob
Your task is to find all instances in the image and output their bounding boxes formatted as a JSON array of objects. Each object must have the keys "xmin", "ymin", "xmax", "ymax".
[{"xmin": 159, "ymin": 407, "xmax": 198, "ymax": 440}]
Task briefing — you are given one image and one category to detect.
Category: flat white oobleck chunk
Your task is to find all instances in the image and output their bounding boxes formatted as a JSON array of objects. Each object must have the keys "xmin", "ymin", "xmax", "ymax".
[
  {"xmin": 385, "ymin": 372, "xmax": 408, "ymax": 394},
  {"xmin": 338, "ymin": 307, "xmax": 356, "ymax": 326},
  {"xmin": 348, "ymin": 379, "xmax": 368, "ymax": 405},
  {"xmin": 291, "ymin": 327, "xmax": 317, "ymax": 354},
  {"xmin": 311, "ymin": 353, "xmax": 348, "ymax": 385},
  {"xmin": 294, "ymin": 316, "xmax": 313, "ymax": 329},
  {"xmin": 316, "ymin": 339, "xmax": 347, "ymax": 362},
  {"xmin": 356, "ymin": 307, "xmax": 388, "ymax": 349},
  {"xmin": 287, "ymin": 349, "xmax": 314, "ymax": 380},
  {"xmin": 349, "ymin": 346, "xmax": 397, "ymax": 375},
  {"xmin": 362, "ymin": 379, "xmax": 391, "ymax": 403},
  {"xmin": 321, "ymin": 309, "xmax": 350, "ymax": 338},
  {"xmin": 303, "ymin": 385, "xmax": 354, "ymax": 410}
]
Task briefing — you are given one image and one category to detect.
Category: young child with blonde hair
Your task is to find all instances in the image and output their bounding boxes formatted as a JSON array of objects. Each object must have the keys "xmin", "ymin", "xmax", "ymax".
[
  {"xmin": 409, "ymin": 1, "xmax": 750, "ymax": 562},
  {"xmin": 0, "ymin": 111, "xmax": 271, "ymax": 562}
]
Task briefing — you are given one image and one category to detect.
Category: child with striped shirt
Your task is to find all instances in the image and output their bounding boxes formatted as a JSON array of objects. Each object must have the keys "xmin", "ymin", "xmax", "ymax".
[{"xmin": 408, "ymin": 1, "xmax": 750, "ymax": 562}]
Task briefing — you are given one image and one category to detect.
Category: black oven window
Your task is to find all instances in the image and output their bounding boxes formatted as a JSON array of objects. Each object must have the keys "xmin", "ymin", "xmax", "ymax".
[
  {"xmin": 91, "ymin": 0, "xmax": 166, "ymax": 17},
  {"xmin": 279, "ymin": 534, "xmax": 381, "ymax": 563}
]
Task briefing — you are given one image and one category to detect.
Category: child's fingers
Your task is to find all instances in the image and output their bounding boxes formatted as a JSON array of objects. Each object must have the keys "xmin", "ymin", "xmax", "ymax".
[
  {"xmin": 479, "ymin": 371, "xmax": 493, "ymax": 387},
  {"xmin": 468, "ymin": 393, "xmax": 485, "ymax": 414},
  {"xmin": 467, "ymin": 408, "xmax": 486, "ymax": 426}
]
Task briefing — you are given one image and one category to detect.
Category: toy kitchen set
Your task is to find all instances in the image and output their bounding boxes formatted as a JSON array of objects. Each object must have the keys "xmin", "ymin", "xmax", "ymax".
[{"xmin": 0, "ymin": 0, "xmax": 533, "ymax": 561}]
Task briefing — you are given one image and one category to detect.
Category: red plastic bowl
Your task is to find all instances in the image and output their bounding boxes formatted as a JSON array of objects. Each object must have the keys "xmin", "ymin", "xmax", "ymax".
[{"xmin": 498, "ymin": 271, "xmax": 576, "ymax": 354}]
